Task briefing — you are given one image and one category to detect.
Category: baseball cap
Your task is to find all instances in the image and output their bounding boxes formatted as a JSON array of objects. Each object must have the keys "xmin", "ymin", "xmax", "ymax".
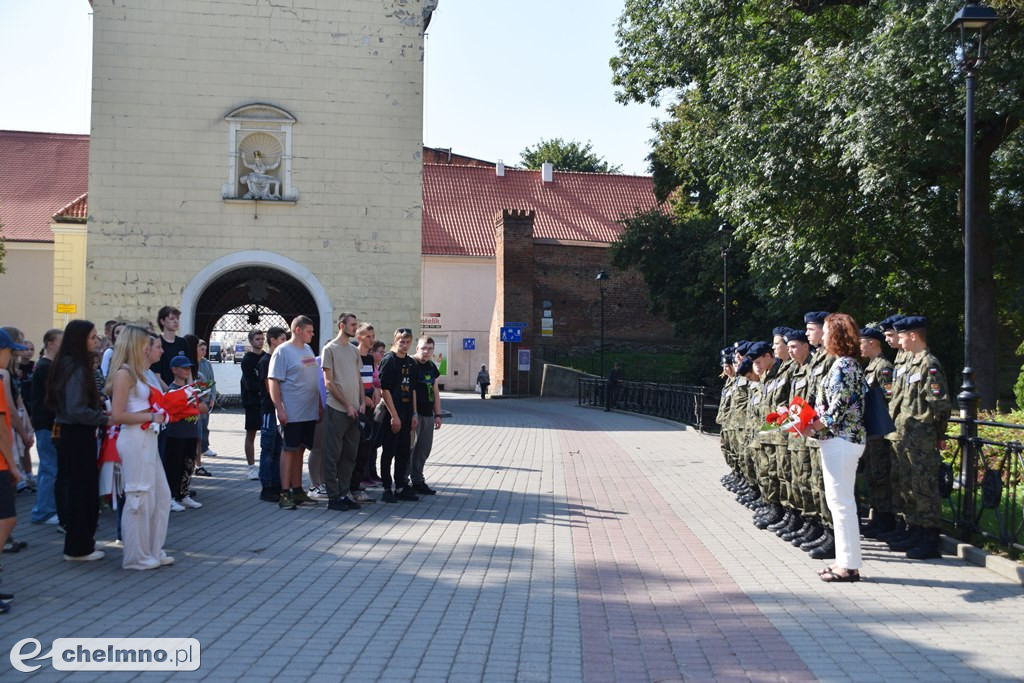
[
  {"xmin": 0, "ymin": 329, "xmax": 28, "ymax": 351},
  {"xmin": 169, "ymin": 355, "xmax": 194, "ymax": 369}
]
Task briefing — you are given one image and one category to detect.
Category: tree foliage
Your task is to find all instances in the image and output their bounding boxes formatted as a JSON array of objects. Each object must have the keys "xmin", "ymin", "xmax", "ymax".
[
  {"xmin": 610, "ymin": 0, "xmax": 1024, "ymax": 402},
  {"xmin": 519, "ymin": 138, "xmax": 623, "ymax": 173}
]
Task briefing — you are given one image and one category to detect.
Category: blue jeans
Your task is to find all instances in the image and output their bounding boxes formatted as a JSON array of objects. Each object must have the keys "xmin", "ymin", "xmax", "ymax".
[
  {"xmin": 199, "ymin": 413, "xmax": 211, "ymax": 452},
  {"xmin": 259, "ymin": 411, "xmax": 282, "ymax": 489},
  {"xmin": 31, "ymin": 429, "xmax": 58, "ymax": 523}
]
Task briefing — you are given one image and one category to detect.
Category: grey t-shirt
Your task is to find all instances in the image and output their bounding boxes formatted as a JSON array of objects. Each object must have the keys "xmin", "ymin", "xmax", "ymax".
[{"xmin": 268, "ymin": 341, "xmax": 320, "ymax": 422}]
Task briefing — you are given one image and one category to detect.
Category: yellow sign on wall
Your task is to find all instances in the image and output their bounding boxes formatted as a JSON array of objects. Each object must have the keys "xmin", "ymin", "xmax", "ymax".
[{"xmin": 56, "ymin": 303, "xmax": 77, "ymax": 314}]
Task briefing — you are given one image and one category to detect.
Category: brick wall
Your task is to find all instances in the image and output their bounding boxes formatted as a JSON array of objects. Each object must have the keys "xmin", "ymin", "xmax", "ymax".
[{"xmin": 489, "ymin": 210, "xmax": 677, "ymax": 394}]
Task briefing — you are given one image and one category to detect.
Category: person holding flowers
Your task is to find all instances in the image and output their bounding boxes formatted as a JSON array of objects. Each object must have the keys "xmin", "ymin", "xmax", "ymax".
[
  {"xmin": 800, "ymin": 313, "xmax": 868, "ymax": 583},
  {"xmin": 107, "ymin": 325, "xmax": 173, "ymax": 570}
]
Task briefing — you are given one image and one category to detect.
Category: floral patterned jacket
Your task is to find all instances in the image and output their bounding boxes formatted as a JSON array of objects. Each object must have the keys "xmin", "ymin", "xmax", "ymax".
[{"xmin": 815, "ymin": 356, "xmax": 867, "ymax": 444}]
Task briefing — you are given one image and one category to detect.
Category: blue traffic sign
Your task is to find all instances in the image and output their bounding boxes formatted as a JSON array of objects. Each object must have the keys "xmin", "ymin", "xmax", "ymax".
[
  {"xmin": 463, "ymin": 338, "xmax": 476, "ymax": 350},
  {"xmin": 499, "ymin": 327, "xmax": 522, "ymax": 343},
  {"xmin": 504, "ymin": 322, "xmax": 528, "ymax": 328}
]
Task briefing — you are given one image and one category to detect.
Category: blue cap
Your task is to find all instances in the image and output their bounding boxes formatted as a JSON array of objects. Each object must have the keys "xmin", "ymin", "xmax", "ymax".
[
  {"xmin": 783, "ymin": 329, "xmax": 809, "ymax": 344},
  {"xmin": 0, "ymin": 329, "xmax": 27, "ymax": 352},
  {"xmin": 894, "ymin": 315, "xmax": 928, "ymax": 332},
  {"xmin": 169, "ymin": 355, "xmax": 194, "ymax": 369},
  {"xmin": 745, "ymin": 341, "xmax": 773, "ymax": 358},
  {"xmin": 879, "ymin": 315, "xmax": 903, "ymax": 331},
  {"xmin": 803, "ymin": 311, "xmax": 829, "ymax": 325},
  {"xmin": 859, "ymin": 325, "xmax": 885, "ymax": 343}
]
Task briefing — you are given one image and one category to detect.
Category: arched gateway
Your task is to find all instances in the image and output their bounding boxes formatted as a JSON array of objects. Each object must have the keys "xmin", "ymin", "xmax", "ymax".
[{"xmin": 180, "ymin": 251, "xmax": 333, "ymax": 349}]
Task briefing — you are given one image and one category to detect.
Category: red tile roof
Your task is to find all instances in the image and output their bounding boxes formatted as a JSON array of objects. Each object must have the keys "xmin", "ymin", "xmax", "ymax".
[
  {"xmin": 0, "ymin": 130, "xmax": 89, "ymax": 242},
  {"xmin": 53, "ymin": 193, "xmax": 89, "ymax": 223},
  {"xmin": 422, "ymin": 164, "xmax": 659, "ymax": 257}
]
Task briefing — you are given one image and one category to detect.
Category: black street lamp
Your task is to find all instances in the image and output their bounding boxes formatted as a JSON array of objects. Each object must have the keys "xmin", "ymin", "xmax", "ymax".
[
  {"xmin": 717, "ymin": 222, "xmax": 735, "ymax": 348},
  {"xmin": 945, "ymin": 0, "xmax": 999, "ymax": 538},
  {"xmin": 596, "ymin": 270, "xmax": 609, "ymax": 376}
]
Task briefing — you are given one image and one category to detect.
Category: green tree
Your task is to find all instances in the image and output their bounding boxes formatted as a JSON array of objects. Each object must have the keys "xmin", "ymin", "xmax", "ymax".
[
  {"xmin": 519, "ymin": 138, "xmax": 623, "ymax": 173},
  {"xmin": 610, "ymin": 0, "xmax": 1024, "ymax": 406}
]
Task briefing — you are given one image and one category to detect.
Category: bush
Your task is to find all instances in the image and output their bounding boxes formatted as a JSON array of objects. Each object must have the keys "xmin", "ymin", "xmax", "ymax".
[{"xmin": 1016, "ymin": 340, "xmax": 1024, "ymax": 412}]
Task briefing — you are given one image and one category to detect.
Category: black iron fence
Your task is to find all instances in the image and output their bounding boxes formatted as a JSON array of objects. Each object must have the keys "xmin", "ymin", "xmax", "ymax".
[
  {"xmin": 944, "ymin": 416, "xmax": 1024, "ymax": 555},
  {"xmin": 578, "ymin": 377, "xmax": 718, "ymax": 432}
]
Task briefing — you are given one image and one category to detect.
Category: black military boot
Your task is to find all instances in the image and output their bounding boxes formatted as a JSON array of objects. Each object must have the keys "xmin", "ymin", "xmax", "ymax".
[
  {"xmin": 781, "ymin": 518, "xmax": 810, "ymax": 542},
  {"xmin": 767, "ymin": 508, "xmax": 793, "ymax": 532},
  {"xmin": 888, "ymin": 525, "xmax": 923, "ymax": 551},
  {"xmin": 755, "ymin": 504, "xmax": 785, "ymax": 529},
  {"xmin": 798, "ymin": 524, "xmax": 826, "ymax": 550},
  {"xmin": 808, "ymin": 530, "xmax": 836, "ymax": 559},
  {"xmin": 905, "ymin": 527, "xmax": 942, "ymax": 560},
  {"xmin": 863, "ymin": 512, "xmax": 896, "ymax": 539},
  {"xmin": 776, "ymin": 512, "xmax": 803, "ymax": 538},
  {"xmin": 793, "ymin": 522, "xmax": 823, "ymax": 547},
  {"xmin": 877, "ymin": 521, "xmax": 907, "ymax": 543}
]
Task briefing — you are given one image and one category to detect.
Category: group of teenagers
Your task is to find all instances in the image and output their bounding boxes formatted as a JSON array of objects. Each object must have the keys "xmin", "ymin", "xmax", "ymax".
[
  {"xmin": 240, "ymin": 313, "xmax": 444, "ymax": 511},
  {"xmin": 717, "ymin": 311, "xmax": 950, "ymax": 583}
]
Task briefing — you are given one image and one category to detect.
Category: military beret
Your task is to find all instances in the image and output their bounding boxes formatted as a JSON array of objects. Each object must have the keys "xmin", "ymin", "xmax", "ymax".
[
  {"xmin": 783, "ymin": 329, "xmax": 809, "ymax": 344},
  {"xmin": 733, "ymin": 339, "xmax": 749, "ymax": 350},
  {"xmin": 733, "ymin": 341, "xmax": 753, "ymax": 356},
  {"xmin": 803, "ymin": 311, "xmax": 829, "ymax": 325},
  {"xmin": 737, "ymin": 357, "xmax": 754, "ymax": 376},
  {"xmin": 771, "ymin": 326, "xmax": 794, "ymax": 338},
  {"xmin": 745, "ymin": 341, "xmax": 773, "ymax": 358},
  {"xmin": 720, "ymin": 347, "xmax": 734, "ymax": 364},
  {"xmin": 878, "ymin": 315, "xmax": 903, "ymax": 331},
  {"xmin": 859, "ymin": 325, "xmax": 885, "ymax": 343},
  {"xmin": 894, "ymin": 315, "xmax": 928, "ymax": 332}
]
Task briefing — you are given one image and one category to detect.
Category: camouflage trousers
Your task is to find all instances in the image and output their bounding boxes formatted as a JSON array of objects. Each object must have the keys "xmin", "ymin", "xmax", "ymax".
[
  {"xmin": 895, "ymin": 423, "xmax": 941, "ymax": 529},
  {"xmin": 808, "ymin": 441, "xmax": 833, "ymax": 526},
  {"xmin": 788, "ymin": 438, "xmax": 813, "ymax": 516},
  {"xmin": 720, "ymin": 429, "xmax": 737, "ymax": 470},
  {"xmin": 863, "ymin": 436, "xmax": 893, "ymax": 514},
  {"xmin": 740, "ymin": 430, "xmax": 759, "ymax": 485},
  {"xmin": 756, "ymin": 441, "xmax": 783, "ymax": 505}
]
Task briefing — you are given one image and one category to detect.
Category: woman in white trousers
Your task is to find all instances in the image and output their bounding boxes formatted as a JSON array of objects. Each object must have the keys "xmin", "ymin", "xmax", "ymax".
[
  {"xmin": 107, "ymin": 327, "xmax": 173, "ymax": 570},
  {"xmin": 804, "ymin": 313, "xmax": 868, "ymax": 583}
]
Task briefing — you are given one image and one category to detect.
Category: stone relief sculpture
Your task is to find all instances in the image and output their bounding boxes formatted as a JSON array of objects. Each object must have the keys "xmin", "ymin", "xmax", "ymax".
[{"xmin": 240, "ymin": 152, "xmax": 281, "ymax": 200}]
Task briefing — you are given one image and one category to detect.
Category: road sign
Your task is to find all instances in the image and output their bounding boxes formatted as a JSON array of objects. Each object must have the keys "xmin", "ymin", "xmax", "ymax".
[
  {"xmin": 517, "ymin": 348, "xmax": 531, "ymax": 371},
  {"xmin": 56, "ymin": 303, "xmax": 77, "ymax": 314},
  {"xmin": 463, "ymin": 338, "xmax": 476, "ymax": 350},
  {"xmin": 504, "ymin": 322, "xmax": 528, "ymax": 329},
  {"xmin": 499, "ymin": 327, "xmax": 522, "ymax": 343}
]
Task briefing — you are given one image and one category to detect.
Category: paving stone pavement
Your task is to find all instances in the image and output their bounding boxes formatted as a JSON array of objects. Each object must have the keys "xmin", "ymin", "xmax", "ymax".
[{"xmin": 0, "ymin": 395, "xmax": 1021, "ymax": 681}]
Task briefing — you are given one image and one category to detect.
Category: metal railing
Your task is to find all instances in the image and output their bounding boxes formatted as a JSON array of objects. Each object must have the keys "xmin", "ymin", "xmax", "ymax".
[
  {"xmin": 578, "ymin": 377, "xmax": 717, "ymax": 432},
  {"xmin": 944, "ymin": 416, "xmax": 1024, "ymax": 555}
]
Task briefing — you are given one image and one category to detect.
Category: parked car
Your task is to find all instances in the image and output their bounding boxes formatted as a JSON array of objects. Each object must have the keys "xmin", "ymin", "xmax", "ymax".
[
  {"xmin": 209, "ymin": 341, "xmax": 223, "ymax": 363},
  {"xmin": 233, "ymin": 342, "xmax": 246, "ymax": 363}
]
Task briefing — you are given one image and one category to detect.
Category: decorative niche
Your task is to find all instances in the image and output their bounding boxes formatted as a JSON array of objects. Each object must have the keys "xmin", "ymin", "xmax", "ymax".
[{"xmin": 222, "ymin": 103, "xmax": 299, "ymax": 202}]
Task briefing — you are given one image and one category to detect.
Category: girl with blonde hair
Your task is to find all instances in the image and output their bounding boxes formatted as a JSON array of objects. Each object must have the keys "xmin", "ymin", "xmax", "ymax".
[{"xmin": 107, "ymin": 325, "xmax": 173, "ymax": 570}]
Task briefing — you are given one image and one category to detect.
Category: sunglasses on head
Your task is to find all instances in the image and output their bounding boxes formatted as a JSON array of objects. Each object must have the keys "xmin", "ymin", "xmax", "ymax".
[{"xmin": 397, "ymin": 328, "xmax": 413, "ymax": 335}]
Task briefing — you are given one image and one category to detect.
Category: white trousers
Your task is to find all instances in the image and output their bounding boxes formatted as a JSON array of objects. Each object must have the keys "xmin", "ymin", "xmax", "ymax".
[
  {"xmin": 117, "ymin": 425, "xmax": 171, "ymax": 570},
  {"xmin": 819, "ymin": 436, "xmax": 865, "ymax": 570}
]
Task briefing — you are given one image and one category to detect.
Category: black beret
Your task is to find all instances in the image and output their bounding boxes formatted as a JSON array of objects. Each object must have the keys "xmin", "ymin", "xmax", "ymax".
[
  {"xmin": 878, "ymin": 315, "xmax": 903, "ymax": 331},
  {"xmin": 737, "ymin": 357, "xmax": 754, "ymax": 376},
  {"xmin": 894, "ymin": 315, "xmax": 928, "ymax": 332},
  {"xmin": 745, "ymin": 341, "xmax": 773, "ymax": 358},
  {"xmin": 783, "ymin": 329, "xmax": 809, "ymax": 344},
  {"xmin": 859, "ymin": 326, "xmax": 885, "ymax": 343},
  {"xmin": 771, "ymin": 326, "xmax": 793, "ymax": 338},
  {"xmin": 803, "ymin": 311, "xmax": 829, "ymax": 325}
]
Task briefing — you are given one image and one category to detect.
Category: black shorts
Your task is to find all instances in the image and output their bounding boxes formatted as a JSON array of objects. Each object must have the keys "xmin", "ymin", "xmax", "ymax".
[
  {"xmin": 244, "ymin": 405, "xmax": 261, "ymax": 432},
  {"xmin": 0, "ymin": 471, "xmax": 16, "ymax": 519},
  {"xmin": 282, "ymin": 420, "xmax": 316, "ymax": 451}
]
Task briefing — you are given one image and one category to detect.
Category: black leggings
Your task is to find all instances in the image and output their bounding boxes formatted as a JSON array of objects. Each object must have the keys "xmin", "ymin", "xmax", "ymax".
[
  {"xmin": 55, "ymin": 423, "xmax": 100, "ymax": 557},
  {"xmin": 163, "ymin": 436, "xmax": 196, "ymax": 500},
  {"xmin": 379, "ymin": 411, "xmax": 412, "ymax": 491}
]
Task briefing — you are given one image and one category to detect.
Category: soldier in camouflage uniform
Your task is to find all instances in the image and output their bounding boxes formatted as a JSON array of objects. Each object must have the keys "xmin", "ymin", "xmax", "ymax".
[
  {"xmin": 879, "ymin": 314, "xmax": 911, "ymax": 539},
  {"xmin": 859, "ymin": 324, "xmax": 897, "ymax": 538},
  {"xmin": 772, "ymin": 329, "xmax": 813, "ymax": 540},
  {"xmin": 731, "ymin": 347, "xmax": 762, "ymax": 504},
  {"xmin": 716, "ymin": 347, "xmax": 738, "ymax": 482},
  {"xmin": 753, "ymin": 332, "xmax": 794, "ymax": 529},
  {"xmin": 887, "ymin": 316, "xmax": 951, "ymax": 559},
  {"xmin": 723, "ymin": 342, "xmax": 754, "ymax": 495},
  {"xmin": 801, "ymin": 311, "xmax": 837, "ymax": 560},
  {"xmin": 741, "ymin": 342, "xmax": 777, "ymax": 517}
]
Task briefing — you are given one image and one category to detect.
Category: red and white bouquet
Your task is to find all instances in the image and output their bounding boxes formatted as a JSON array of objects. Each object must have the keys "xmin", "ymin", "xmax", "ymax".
[
  {"xmin": 143, "ymin": 381, "xmax": 215, "ymax": 430},
  {"xmin": 760, "ymin": 396, "xmax": 818, "ymax": 435}
]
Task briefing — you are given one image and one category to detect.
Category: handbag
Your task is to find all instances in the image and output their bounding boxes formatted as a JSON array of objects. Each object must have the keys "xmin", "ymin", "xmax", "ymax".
[
  {"xmin": 864, "ymin": 385, "xmax": 895, "ymax": 437},
  {"xmin": 373, "ymin": 399, "xmax": 388, "ymax": 424}
]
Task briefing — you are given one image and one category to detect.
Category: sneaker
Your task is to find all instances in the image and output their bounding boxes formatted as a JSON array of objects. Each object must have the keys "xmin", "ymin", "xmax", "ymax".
[
  {"xmin": 202, "ymin": 449, "xmax": 218, "ymax": 457},
  {"xmin": 41, "ymin": 514, "xmax": 60, "ymax": 526},
  {"xmin": 259, "ymin": 488, "xmax": 281, "ymax": 503},
  {"xmin": 247, "ymin": 465, "xmax": 260, "ymax": 480},
  {"xmin": 64, "ymin": 550, "xmax": 105, "ymax": 562},
  {"xmin": 396, "ymin": 488, "xmax": 419, "ymax": 502},
  {"xmin": 108, "ymin": 539, "xmax": 123, "ymax": 548},
  {"xmin": 180, "ymin": 496, "xmax": 202, "ymax": 509},
  {"xmin": 381, "ymin": 489, "xmax": 397, "ymax": 504},
  {"xmin": 351, "ymin": 490, "xmax": 375, "ymax": 504},
  {"xmin": 360, "ymin": 479, "xmax": 380, "ymax": 489},
  {"xmin": 194, "ymin": 466, "xmax": 212, "ymax": 477},
  {"xmin": 56, "ymin": 524, "xmax": 66, "ymax": 534},
  {"xmin": 159, "ymin": 555, "xmax": 175, "ymax": 566},
  {"xmin": 413, "ymin": 483, "xmax": 437, "ymax": 496},
  {"xmin": 292, "ymin": 489, "xmax": 318, "ymax": 505},
  {"xmin": 307, "ymin": 485, "xmax": 328, "ymax": 500},
  {"xmin": 278, "ymin": 492, "xmax": 297, "ymax": 510},
  {"xmin": 328, "ymin": 496, "xmax": 360, "ymax": 511},
  {"xmin": 170, "ymin": 499, "xmax": 186, "ymax": 512}
]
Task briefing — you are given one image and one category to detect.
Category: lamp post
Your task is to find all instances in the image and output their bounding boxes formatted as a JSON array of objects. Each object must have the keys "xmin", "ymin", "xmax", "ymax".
[
  {"xmin": 717, "ymin": 222, "xmax": 735, "ymax": 348},
  {"xmin": 596, "ymin": 270, "xmax": 609, "ymax": 376},
  {"xmin": 945, "ymin": 0, "xmax": 999, "ymax": 539}
]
